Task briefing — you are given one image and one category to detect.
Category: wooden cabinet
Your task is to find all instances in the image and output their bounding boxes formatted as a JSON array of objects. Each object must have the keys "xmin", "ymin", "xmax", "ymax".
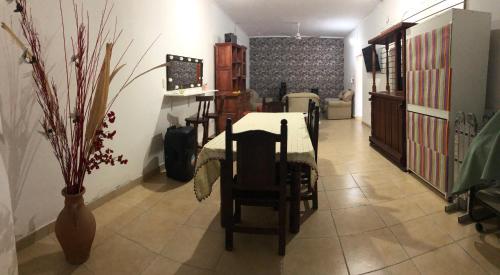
[
  {"xmin": 369, "ymin": 92, "xmax": 406, "ymax": 168},
  {"xmin": 215, "ymin": 43, "xmax": 250, "ymax": 132},
  {"xmin": 368, "ymin": 22, "xmax": 416, "ymax": 170}
]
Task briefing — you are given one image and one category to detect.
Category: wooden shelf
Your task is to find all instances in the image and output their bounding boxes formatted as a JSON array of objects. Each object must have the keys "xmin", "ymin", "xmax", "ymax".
[{"xmin": 164, "ymin": 89, "xmax": 218, "ymax": 97}]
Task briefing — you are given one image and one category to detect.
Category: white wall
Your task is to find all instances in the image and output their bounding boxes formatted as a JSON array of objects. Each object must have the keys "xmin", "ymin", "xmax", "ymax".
[
  {"xmin": 0, "ymin": 156, "xmax": 18, "ymax": 275},
  {"xmin": 345, "ymin": 0, "xmax": 500, "ymax": 125},
  {"xmin": 0, "ymin": 0, "xmax": 248, "ymax": 240}
]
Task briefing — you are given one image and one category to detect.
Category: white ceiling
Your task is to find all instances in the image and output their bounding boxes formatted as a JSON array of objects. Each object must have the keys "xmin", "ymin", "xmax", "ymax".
[{"xmin": 214, "ymin": 0, "xmax": 380, "ymax": 38}]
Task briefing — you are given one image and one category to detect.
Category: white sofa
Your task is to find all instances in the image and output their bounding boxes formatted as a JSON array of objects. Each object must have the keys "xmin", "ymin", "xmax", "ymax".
[{"xmin": 325, "ymin": 90, "xmax": 354, "ymax": 120}]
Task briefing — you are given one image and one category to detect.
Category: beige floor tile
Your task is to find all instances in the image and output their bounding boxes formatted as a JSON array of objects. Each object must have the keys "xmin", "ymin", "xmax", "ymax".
[
  {"xmin": 148, "ymin": 198, "xmax": 199, "ymax": 225},
  {"xmin": 283, "ymin": 237, "xmax": 348, "ymax": 275},
  {"xmin": 119, "ymin": 210, "xmax": 179, "ymax": 253},
  {"xmin": 332, "ymin": 205, "xmax": 386, "ymax": 236},
  {"xmin": 428, "ymin": 212, "xmax": 477, "ymax": 241},
  {"xmin": 101, "ymin": 205, "xmax": 147, "ymax": 233},
  {"xmin": 161, "ymin": 182, "xmax": 199, "ymax": 202},
  {"xmin": 142, "ymin": 255, "xmax": 214, "ymax": 275},
  {"xmin": 392, "ymin": 177, "xmax": 429, "ymax": 196},
  {"xmin": 412, "ymin": 243, "xmax": 487, "ymax": 275},
  {"xmin": 93, "ymin": 225, "xmax": 116, "ymax": 249},
  {"xmin": 86, "ymin": 235, "xmax": 156, "ymax": 275},
  {"xmin": 296, "ymin": 210, "xmax": 337, "ymax": 238},
  {"xmin": 340, "ymin": 228, "xmax": 409, "ymax": 275},
  {"xmin": 320, "ymin": 175, "xmax": 358, "ymax": 190},
  {"xmin": 372, "ymin": 198, "xmax": 427, "ymax": 226},
  {"xmin": 457, "ymin": 234, "xmax": 500, "ymax": 275},
  {"xmin": 160, "ymin": 225, "xmax": 224, "ymax": 270},
  {"xmin": 352, "ymin": 171, "xmax": 395, "ymax": 188},
  {"xmin": 215, "ymin": 235, "xmax": 282, "ymax": 275},
  {"xmin": 361, "ymin": 183, "xmax": 407, "ymax": 203},
  {"xmin": 315, "ymin": 191, "xmax": 330, "ymax": 211},
  {"xmin": 113, "ymin": 185, "xmax": 162, "ymax": 210},
  {"xmin": 185, "ymin": 203, "xmax": 222, "ymax": 232},
  {"xmin": 17, "ymin": 235, "xmax": 92, "ymax": 275},
  {"xmin": 365, "ymin": 260, "xmax": 420, "ymax": 275},
  {"xmin": 325, "ymin": 188, "xmax": 369, "ymax": 209},
  {"xmin": 300, "ymin": 191, "xmax": 330, "ymax": 211},
  {"xmin": 390, "ymin": 215, "xmax": 454, "ymax": 257},
  {"xmin": 408, "ymin": 192, "xmax": 447, "ymax": 215},
  {"xmin": 92, "ymin": 199, "xmax": 133, "ymax": 230},
  {"xmin": 346, "ymin": 161, "xmax": 393, "ymax": 174},
  {"xmin": 318, "ymin": 162, "xmax": 351, "ymax": 176}
]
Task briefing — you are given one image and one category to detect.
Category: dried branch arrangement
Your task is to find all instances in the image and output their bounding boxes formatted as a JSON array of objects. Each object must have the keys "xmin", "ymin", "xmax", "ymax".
[{"xmin": 2, "ymin": 0, "xmax": 163, "ymax": 194}]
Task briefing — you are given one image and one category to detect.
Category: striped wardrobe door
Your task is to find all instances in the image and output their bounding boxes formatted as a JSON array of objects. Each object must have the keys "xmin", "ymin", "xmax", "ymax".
[
  {"xmin": 406, "ymin": 24, "xmax": 452, "ymax": 111},
  {"xmin": 408, "ymin": 141, "xmax": 449, "ymax": 192},
  {"xmin": 407, "ymin": 112, "xmax": 449, "ymax": 193},
  {"xmin": 407, "ymin": 24, "xmax": 452, "ymax": 71},
  {"xmin": 406, "ymin": 68, "xmax": 452, "ymax": 111}
]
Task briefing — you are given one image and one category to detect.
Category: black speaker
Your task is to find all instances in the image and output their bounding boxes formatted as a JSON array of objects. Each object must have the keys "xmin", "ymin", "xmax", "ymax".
[
  {"xmin": 224, "ymin": 33, "xmax": 237, "ymax": 43},
  {"xmin": 164, "ymin": 126, "xmax": 197, "ymax": 182}
]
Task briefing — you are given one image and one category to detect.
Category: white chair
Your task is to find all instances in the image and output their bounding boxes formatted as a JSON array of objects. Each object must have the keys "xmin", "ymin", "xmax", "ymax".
[{"xmin": 282, "ymin": 92, "xmax": 320, "ymax": 113}]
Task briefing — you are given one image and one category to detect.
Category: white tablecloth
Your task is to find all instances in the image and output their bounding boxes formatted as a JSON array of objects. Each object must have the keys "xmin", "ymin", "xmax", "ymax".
[{"xmin": 194, "ymin": 112, "xmax": 318, "ymax": 201}]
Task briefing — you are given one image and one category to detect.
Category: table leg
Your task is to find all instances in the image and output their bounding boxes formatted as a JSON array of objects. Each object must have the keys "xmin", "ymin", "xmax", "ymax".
[{"xmin": 290, "ymin": 164, "xmax": 301, "ymax": 233}]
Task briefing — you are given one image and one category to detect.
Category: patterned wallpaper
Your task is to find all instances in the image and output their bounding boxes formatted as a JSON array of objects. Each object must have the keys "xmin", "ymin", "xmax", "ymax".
[{"xmin": 250, "ymin": 37, "xmax": 344, "ymax": 99}]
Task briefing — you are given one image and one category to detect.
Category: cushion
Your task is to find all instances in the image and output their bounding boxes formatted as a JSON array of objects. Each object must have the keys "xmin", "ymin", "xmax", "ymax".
[
  {"xmin": 342, "ymin": 90, "xmax": 354, "ymax": 102},
  {"xmin": 326, "ymin": 99, "xmax": 351, "ymax": 107}
]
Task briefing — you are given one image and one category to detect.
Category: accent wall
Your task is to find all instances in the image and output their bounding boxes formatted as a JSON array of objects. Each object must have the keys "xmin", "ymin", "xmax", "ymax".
[{"xmin": 250, "ymin": 37, "xmax": 344, "ymax": 99}]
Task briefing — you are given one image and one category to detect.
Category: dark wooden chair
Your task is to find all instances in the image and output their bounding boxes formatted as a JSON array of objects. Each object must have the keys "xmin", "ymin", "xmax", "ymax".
[
  {"xmin": 306, "ymin": 99, "xmax": 315, "ymax": 133},
  {"xmin": 262, "ymin": 97, "xmax": 284, "ymax": 113},
  {"xmin": 304, "ymin": 105, "xmax": 320, "ymax": 208},
  {"xmin": 206, "ymin": 96, "xmax": 224, "ymax": 138},
  {"xmin": 222, "ymin": 118, "xmax": 288, "ymax": 255},
  {"xmin": 185, "ymin": 96, "xmax": 212, "ymax": 147}
]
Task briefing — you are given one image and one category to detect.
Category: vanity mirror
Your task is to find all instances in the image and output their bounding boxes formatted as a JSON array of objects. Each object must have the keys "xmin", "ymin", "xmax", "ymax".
[{"xmin": 166, "ymin": 54, "xmax": 203, "ymax": 90}]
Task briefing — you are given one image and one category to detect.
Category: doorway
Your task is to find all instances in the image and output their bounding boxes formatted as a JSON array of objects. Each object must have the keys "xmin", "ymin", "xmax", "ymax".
[{"xmin": 354, "ymin": 55, "xmax": 364, "ymax": 118}]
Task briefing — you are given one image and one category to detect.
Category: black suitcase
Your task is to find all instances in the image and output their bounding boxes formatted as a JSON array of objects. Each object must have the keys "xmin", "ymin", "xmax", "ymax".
[{"xmin": 164, "ymin": 126, "xmax": 197, "ymax": 182}]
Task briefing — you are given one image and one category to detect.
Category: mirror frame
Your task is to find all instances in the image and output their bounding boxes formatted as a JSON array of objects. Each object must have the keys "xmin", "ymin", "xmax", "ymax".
[{"xmin": 166, "ymin": 54, "xmax": 203, "ymax": 90}]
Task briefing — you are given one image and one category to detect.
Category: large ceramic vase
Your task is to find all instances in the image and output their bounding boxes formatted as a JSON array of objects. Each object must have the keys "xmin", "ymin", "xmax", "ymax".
[{"xmin": 55, "ymin": 187, "xmax": 96, "ymax": 265}]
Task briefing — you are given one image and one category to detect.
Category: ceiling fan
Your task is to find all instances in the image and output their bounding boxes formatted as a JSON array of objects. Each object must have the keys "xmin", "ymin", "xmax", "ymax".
[
  {"xmin": 293, "ymin": 22, "xmax": 304, "ymax": 40},
  {"xmin": 280, "ymin": 22, "xmax": 311, "ymax": 40}
]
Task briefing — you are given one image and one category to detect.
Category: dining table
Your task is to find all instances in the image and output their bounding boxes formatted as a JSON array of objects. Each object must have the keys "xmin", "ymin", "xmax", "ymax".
[{"xmin": 193, "ymin": 112, "xmax": 318, "ymax": 233}]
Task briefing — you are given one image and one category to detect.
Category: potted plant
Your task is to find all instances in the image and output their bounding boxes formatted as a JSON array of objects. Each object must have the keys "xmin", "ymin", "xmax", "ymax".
[{"xmin": 2, "ymin": 0, "xmax": 163, "ymax": 264}]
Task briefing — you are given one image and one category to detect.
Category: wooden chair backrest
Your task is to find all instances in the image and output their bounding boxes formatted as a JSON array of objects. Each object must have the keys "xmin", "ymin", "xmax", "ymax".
[
  {"xmin": 225, "ymin": 118, "xmax": 288, "ymax": 191},
  {"xmin": 310, "ymin": 106, "xmax": 320, "ymax": 161},
  {"xmin": 195, "ymin": 95, "xmax": 214, "ymax": 120}
]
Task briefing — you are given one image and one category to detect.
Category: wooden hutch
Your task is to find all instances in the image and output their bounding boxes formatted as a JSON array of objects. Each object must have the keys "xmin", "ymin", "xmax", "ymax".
[
  {"xmin": 214, "ymin": 43, "xmax": 250, "ymax": 132},
  {"xmin": 368, "ymin": 22, "xmax": 416, "ymax": 170}
]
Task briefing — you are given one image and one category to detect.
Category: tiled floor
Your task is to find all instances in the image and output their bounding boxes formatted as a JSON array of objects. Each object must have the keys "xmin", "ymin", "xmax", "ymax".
[{"xmin": 17, "ymin": 119, "xmax": 500, "ymax": 275}]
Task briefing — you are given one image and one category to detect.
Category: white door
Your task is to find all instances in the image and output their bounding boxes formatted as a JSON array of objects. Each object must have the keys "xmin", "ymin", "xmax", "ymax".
[{"xmin": 354, "ymin": 55, "xmax": 364, "ymax": 118}]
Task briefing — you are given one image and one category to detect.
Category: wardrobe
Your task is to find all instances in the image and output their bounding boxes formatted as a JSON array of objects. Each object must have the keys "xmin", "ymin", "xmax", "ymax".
[{"xmin": 405, "ymin": 9, "xmax": 491, "ymax": 197}]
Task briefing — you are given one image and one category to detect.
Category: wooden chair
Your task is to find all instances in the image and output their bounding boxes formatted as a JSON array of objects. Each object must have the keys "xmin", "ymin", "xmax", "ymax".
[
  {"xmin": 185, "ymin": 96, "xmax": 212, "ymax": 147},
  {"xmin": 301, "ymin": 106, "xmax": 320, "ymax": 206},
  {"xmin": 205, "ymin": 96, "xmax": 224, "ymax": 138},
  {"xmin": 222, "ymin": 118, "xmax": 288, "ymax": 256},
  {"xmin": 306, "ymin": 99, "xmax": 315, "ymax": 133}
]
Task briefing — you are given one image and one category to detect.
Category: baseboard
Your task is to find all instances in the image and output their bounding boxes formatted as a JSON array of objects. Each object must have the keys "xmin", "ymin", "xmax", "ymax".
[{"xmin": 15, "ymin": 164, "xmax": 164, "ymax": 251}]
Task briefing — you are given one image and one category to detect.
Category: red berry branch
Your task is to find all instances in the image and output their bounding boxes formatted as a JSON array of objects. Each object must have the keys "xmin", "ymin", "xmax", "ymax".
[{"xmin": 87, "ymin": 111, "xmax": 128, "ymax": 174}]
